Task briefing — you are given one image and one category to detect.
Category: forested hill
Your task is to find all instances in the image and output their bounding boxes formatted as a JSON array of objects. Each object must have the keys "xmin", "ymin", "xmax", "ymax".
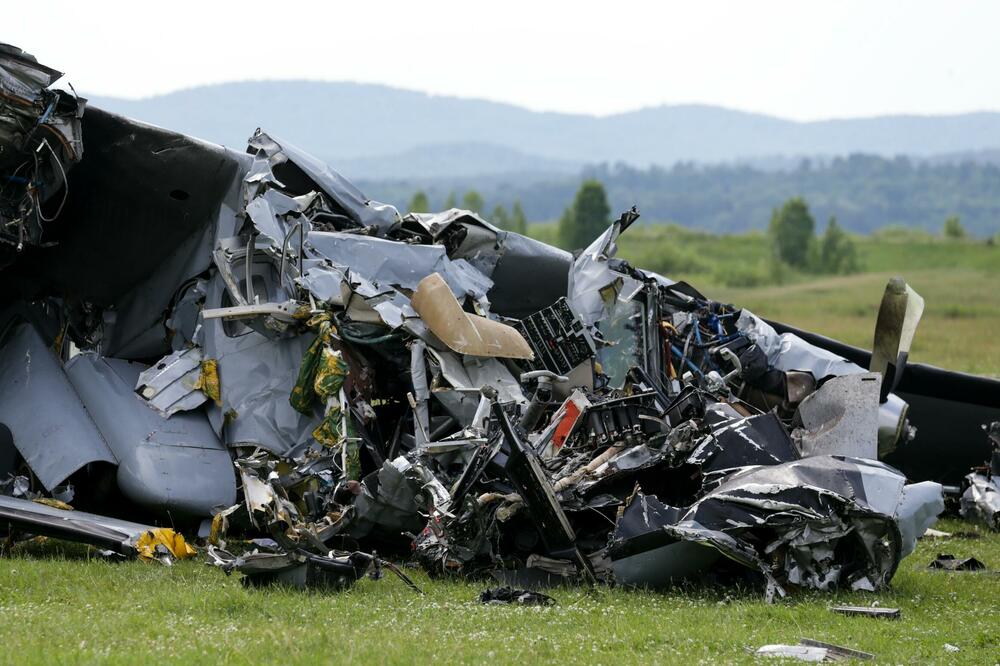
[{"xmin": 362, "ymin": 155, "xmax": 1000, "ymax": 236}]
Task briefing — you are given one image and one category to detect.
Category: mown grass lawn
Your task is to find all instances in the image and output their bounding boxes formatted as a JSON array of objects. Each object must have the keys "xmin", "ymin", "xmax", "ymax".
[
  {"xmin": 3, "ymin": 236, "xmax": 997, "ymax": 664},
  {"xmin": 0, "ymin": 519, "xmax": 996, "ymax": 664}
]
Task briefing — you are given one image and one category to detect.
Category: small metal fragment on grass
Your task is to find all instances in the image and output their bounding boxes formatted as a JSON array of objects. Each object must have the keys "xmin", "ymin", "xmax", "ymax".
[
  {"xmin": 479, "ymin": 587, "xmax": 555, "ymax": 606},
  {"xmin": 928, "ymin": 553, "xmax": 986, "ymax": 571},
  {"xmin": 829, "ymin": 605, "xmax": 901, "ymax": 619},
  {"xmin": 756, "ymin": 638, "xmax": 873, "ymax": 662}
]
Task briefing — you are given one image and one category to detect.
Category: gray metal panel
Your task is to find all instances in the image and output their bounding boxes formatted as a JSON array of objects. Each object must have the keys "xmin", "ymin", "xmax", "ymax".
[
  {"xmin": 0, "ymin": 322, "xmax": 116, "ymax": 490},
  {"xmin": 796, "ymin": 373, "xmax": 881, "ymax": 459},
  {"xmin": 0, "ymin": 494, "xmax": 152, "ymax": 547},
  {"xmin": 64, "ymin": 353, "xmax": 236, "ymax": 518},
  {"xmin": 203, "ymin": 275, "xmax": 320, "ymax": 455},
  {"xmin": 253, "ymin": 133, "xmax": 399, "ymax": 232},
  {"xmin": 306, "ymin": 231, "xmax": 492, "ymax": 299}
]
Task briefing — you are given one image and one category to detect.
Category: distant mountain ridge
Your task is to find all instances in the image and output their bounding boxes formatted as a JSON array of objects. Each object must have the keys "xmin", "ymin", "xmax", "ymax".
[{"xmin": 88, "ymin": 81, "xmax": 1000, "ymax": 178}]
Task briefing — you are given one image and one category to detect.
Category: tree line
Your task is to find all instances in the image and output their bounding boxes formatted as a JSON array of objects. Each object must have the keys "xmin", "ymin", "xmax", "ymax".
[
  {"xmin": 407, "ymin": 179, "xmax": 986, "ymax": 281},
  {"xmin": 365, "ymin": 153, "xmax": 1000, "ymax": 238}
]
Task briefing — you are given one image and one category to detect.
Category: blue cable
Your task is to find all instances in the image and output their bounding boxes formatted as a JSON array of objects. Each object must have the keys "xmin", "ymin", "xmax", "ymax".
[{"xmin": 670, "ymin": 343, "xmax": 704, "ymax": 377}]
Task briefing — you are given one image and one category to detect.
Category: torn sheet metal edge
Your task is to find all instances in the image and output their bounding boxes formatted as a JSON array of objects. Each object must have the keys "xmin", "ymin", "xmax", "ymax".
[
  {"xmin": 795, "ymin": 373, "xmax": 881, "ymax": 459},
  {"xmin": 304, "ymin": 231, "xmax": 493, "ymax": 300},
  {"xmin": 736, "ymin": 310, "xmax": 864, "ymax": 379},
  {"xmin": 566, "ymin": 208, "xmax": 643, "ymax": 327},
  {"xmin": 959, "ymin": 472, "xmax": 1000, "ymax": 530},
  {"xmin": 0, "ymin": 495, "xmax": 194, "ymax": 563},
  {"xmin": 135, "ymin": 346, "xmax": 208, "ymax": 416}
]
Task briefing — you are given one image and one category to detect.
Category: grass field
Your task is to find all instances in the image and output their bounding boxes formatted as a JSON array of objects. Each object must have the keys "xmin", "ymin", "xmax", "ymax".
[
  {"xmin": 0, "ymin": 519, "xmax": 996, "ymax": 664},
  {"xmin": 2, "ymin": 227, "xmax": 998, "ymax": 664}
]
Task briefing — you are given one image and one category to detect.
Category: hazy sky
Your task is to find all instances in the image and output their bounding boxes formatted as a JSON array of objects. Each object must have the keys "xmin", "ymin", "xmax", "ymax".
[{"xmin": 7, "ymin": 1, "xmax": 998, "ymax": 120}]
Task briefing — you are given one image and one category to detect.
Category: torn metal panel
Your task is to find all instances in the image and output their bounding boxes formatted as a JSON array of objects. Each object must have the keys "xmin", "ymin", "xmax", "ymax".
[
  {"xmin": 736, "ymin": 310, "xmax": 864, "ymax": 380},
  {"xmin": 463, "ymin": 357, "xmax": 526, "ymax": 405},
  {"xmin": 691, "ymin": 410, "xmax": 799, "ymax": 478},
  {"xmin": 0, "ymin": 321, "xmax": 116, "ymax": 490},
  {"xmin": 608, "ymin": 490, "xmax": 721, "ymax": 588},
  {"xmin": 349, "ymin": 456, "xmax": 450, "ymax": 540},
  {"xmin": 567, "ymin": 207, "xmax": 643, "ymax": 327},
  {"xmin": 247, "ymin": 131, "xmax": 399, "ymax": 233},
  {"xmin": 757, "ymin": 639, "xmax": 873, "ymax": 662},
  {"xmin": 306, "ymin": 231, "xmax": 493, "ymax": 299},
  {"xmin": 0, "ymin": 495, "xmax": 195, "ymax": 563},
  {"xmin": 611, "ymin": 456, "xmax": 941, "ymax": 595},
  {"xmin": 928, "ymin": 553, "xmax": 986, "ymax": 570},
  {"xmin": 960, "ymin": 472, "xmax": 1000, "ymax": 530},
  {"xmin": 135, "ymin": 346, "xmax": 208, "ymax": 416},
  {"xmin": 794, "ymin": 373, "xmax": 881, "ymax": 459},
  {"xmin": 295, "ymin": 264, "xmax": 348, "ymax": 306},
  {"xmin": 829, "ymin": 605, "xmax": 901, "ymax": 619},
  {"xmin": 426, "ymin": 348, "xmax": 525, "ymax": 425},
  {"xmin": 201, "ymin": 276, "xmax": 320, "ymax": 454}
]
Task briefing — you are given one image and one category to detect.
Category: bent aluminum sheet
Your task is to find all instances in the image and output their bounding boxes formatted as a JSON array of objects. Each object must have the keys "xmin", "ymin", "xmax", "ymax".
[
  {"xmin": 65, "ymin": 352, "xmax": 236, "ymax": 517},
  {"xmin": 0, "ymin": 494, "xmax": 152, "ymax": 556},
  {"xmin": 609, "ymin": 456, "xmax": 942, "ymax": 594},
  {"xmin": 737, "ymin": 310, "xmax": 864, "ymax": 380},
  {"xmin": 135, "ymin": 346, "xmax": 208, "ymax": 417},
  {"xmin": 795, "ymin": 373, "xmax": 881, "ymax": 459},
  {"xmin": 0, "ymin": 322, "xmax": 115, "ymax": 490}
]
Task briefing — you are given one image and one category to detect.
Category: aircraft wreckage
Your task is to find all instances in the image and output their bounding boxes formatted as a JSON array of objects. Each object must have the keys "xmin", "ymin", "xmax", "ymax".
[{"xmin": 2, "ymin": 45, "xmax": 999, "ymax": 594}]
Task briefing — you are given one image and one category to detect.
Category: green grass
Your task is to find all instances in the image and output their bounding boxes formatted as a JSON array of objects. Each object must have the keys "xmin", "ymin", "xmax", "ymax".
[
  {"xmin": 1, "ymin": 519, "xmax": 996, "ymax": 664},
  {"xmin": 709, "ymin": 269, "xmax": 1000, "ymax": 377}
]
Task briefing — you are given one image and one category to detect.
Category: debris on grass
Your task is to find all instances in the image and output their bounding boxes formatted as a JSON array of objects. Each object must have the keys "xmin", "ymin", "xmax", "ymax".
[
  {"xmin": 478, "ymin": 587, "xmax": 555, "ymax": 606},
  {"xmin": 928, "ymin": 553, "xmax": 987, "ymax": 571},
  {"xmin": 7, "ymin": 43, "xmax": 1000, "ymax": 603},
  {"xmin": 829, "ymin": 605, "xmax": 901, "ymax": 619}
]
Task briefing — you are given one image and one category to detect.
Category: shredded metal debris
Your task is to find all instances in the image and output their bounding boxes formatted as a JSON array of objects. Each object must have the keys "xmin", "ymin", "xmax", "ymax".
[{"xmin": 2, "ymin": 45, "xmax": 999, "ymax": 598}]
